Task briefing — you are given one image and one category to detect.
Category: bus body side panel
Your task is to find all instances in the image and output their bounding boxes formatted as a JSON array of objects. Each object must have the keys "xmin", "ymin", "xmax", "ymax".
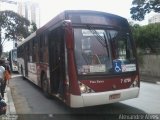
[
  {"xmin": 27, "ymin": 62, "xmax": 39, "ymax": 85},
  {"xmin": 36, "ymin": 63, "xmax": 49, "ymax": 87}
]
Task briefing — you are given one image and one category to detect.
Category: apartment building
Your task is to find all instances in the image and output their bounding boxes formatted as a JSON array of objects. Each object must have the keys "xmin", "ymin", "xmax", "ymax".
[
  {"xmin": 17, "ymin": 0, "xmax": 40, "ymax": 28},
  {"xmin": 148, "ymin": 14, "xmax": 160, "ymax": 24},
  {"xmin": 0, "ymin": 0, "xmax": 40, "ymax": 28}
]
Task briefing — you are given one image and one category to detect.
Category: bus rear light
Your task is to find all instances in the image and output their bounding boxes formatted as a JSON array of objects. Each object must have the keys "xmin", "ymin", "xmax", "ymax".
[{"xmin": 79, "ymin": 82, "xmax": 95, "ymax": 94}]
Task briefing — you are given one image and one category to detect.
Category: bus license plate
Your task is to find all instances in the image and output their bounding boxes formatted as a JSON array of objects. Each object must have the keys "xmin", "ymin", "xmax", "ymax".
[{"xmin": 109, "ymin": 93, "xmax": 120, "ymax": 100}]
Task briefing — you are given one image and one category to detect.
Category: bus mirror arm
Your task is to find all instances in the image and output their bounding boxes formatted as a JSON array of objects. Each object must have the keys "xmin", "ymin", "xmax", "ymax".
[{"xmin": 63, "ymin": 20, "xmax": 72, "ymax": 27}]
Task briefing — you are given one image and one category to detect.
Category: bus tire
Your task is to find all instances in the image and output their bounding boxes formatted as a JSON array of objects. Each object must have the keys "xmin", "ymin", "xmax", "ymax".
[{"xmin": 42, "ymin": 74, "xmax": 51, "ymax": 98}]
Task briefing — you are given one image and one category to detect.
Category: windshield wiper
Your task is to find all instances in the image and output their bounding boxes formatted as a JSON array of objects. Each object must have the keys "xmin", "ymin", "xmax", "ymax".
[
  {"xmin": 103, "ymin": 33, "xmax": 109, "ymax": 57},
  {"xmin": 86, "ymin": 25, "xmax": 110, "ymax": 57},
  {"xmin": 87, "ymin": 25, "xmax": 105, "ymax": 46}
]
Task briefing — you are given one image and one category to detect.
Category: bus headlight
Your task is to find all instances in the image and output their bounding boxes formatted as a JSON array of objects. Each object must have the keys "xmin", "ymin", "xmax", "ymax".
[
  {"xmin": 80, "ymin": 84, "xmax": 87, "ymax": 93},
  {"xmin": 79, "ymin": 82, "xmax": 95, "ymax": 94}
]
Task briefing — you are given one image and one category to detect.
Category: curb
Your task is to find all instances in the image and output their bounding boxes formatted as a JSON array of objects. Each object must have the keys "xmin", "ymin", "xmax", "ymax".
[
  {"xmin": 5, "ymin": 86, "xmax": 16, "ymax": 114},
  {"xmin": 156, "ymin": 82, "xmax": 160, "ymax": 85},
  {"xmin": 140, "ymin": 76, "xmax": 160, "ymax": 85}
]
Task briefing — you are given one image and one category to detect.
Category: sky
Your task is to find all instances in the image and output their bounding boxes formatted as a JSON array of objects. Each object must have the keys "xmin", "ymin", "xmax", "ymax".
[
  {"xmin": 38, "ymin": 0, "xmax": 151, "ymax": 26},
  {"xmin": 39, "ymin": 0, "xmax": 135, "ymax": 26},
  {"xmin": 3, "ymin": 0, "xmax": 153, "ymax": 52}
]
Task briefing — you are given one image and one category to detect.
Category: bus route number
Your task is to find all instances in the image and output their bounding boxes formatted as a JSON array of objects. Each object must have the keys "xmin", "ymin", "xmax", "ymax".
[{"xmin": 121, "ymin": 78, "xmax": 131, "ymax": 84}]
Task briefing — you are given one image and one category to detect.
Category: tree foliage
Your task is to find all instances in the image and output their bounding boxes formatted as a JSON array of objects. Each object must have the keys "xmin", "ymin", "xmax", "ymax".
[
  {"xmin": 0, "ymin": 10, "xmax": 37, "ymax": 56},
  {"xmin": 131, "ymin": 23, "xmax": 160, "ymax": 53},
  {"xmin": 30, "ymin": 22, "xmax": 37, "ymax": 34},
  {"xmin": 0, "ymin": 10, "xmax": 31, "ymax": 42},
  {"xmin": 1, "ymin": 51, "xmax": 9, "ymax": 59},
  {"xmin": 130, "ymin": 0, "xmax": 160, "ymax": 21}
]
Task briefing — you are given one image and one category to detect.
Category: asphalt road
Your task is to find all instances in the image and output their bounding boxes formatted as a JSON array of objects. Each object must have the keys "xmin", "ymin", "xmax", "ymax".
[{"xmin": 8, "ymin": 74, "xmax": 160, "ymax": 120}]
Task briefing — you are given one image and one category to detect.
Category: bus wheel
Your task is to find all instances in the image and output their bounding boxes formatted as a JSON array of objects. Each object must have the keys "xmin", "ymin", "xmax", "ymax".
[{"xmin": 42, "ymin": 74, "xmax": 51, "ymax": 98}]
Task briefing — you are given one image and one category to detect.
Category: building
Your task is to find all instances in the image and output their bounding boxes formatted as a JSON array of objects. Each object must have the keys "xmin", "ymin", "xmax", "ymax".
[
  {"xmin": 0, "ymin": 0, "xmax": 40, "ymax": 28},
  {"xmin": 16, "ymin": 0, "xmax": 40, "ymax": 47},
  {"xmin": 148, "ymin": 14, "xmax": 160, "ymax": 24},
  {"xmin": 17, "ymin": 0, "xmax": 40, "ymax": 28},
  {"xmin": 0, "ymin": 0, "xmax": 17, "ymax": 12}
]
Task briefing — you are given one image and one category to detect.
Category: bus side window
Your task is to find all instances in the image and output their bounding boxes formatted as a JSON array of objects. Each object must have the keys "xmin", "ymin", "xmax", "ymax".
[
  {"xmin": 40, "ymin": 36, "xmax": 43, "ymax": 62},
  {"xmin": 29, "ymin": 40, "xmax": 33, "ymax": 62},
  {"xmin": 33, "ymin": 38, "xmax": 38, "ymax": 62},
  {"xmin": 32, "ymin": 38, "xmax": 35, "ymax": 62},
  {"xmin": 44, "ymin": 35, "xmax": 49, "ymax": 63},
  {"xmin": 26, "ymin": 42, "xmax": 30, "ymax": 61}
]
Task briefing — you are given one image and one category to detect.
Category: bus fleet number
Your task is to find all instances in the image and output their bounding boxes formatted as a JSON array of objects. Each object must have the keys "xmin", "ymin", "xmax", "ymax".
[{"xmin": 121, "ymin": 78, "xmax": 131, "ymax": 84}]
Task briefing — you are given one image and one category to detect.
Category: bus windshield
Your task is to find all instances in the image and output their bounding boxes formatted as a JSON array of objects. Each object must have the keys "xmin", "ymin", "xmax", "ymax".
[
  {"xmin": 74, "ymin": 27, "xmax": 136, "ymax": 75},
  {"xmin": 12, "ymin": 50, "xmax": 17, "ymax": 61}
]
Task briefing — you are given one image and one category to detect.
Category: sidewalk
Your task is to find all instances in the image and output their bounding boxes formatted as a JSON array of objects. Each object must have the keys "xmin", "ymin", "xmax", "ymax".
[
  {"xmin": 4, "ymin": 85, "xmax": 16, "ymax": 114},
  {"xmin": 0, "ymin": 85, "xmax": 17, "ymax": 119},
  {"xmin": 3, "ymin": 74, "xmax": 23, "ymax": 116}
]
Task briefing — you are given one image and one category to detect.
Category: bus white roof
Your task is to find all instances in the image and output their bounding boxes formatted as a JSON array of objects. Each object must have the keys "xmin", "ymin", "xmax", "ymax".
[{"xmin": 17, "ymin": 31, "xmax": 36, "ymax": 47}]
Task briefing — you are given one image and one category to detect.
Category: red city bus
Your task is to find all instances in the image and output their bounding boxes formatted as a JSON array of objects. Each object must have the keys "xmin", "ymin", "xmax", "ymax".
[
  {"xmin": 17, "ymin": 10, "xmax": 140, "ymax": 108},
  {"xmin": 9, "ymin": 48, "xmax": 18, "ymax": 72}
]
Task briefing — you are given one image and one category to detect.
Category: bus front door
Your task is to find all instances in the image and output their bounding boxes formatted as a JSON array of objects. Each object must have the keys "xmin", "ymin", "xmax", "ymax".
[{"xmin": 48, "ymin": 27, "xmax": 65, "ymax": 96}]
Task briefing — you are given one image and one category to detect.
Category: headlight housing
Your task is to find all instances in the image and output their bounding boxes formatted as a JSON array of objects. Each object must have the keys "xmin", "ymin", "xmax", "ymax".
[
  {"xmin": 79, "ymin": 82, "xmax": 95, "ymax": 94},
  {"xmin": 130, "ymin": 75, "xmax": 139, "ymax": 88}
]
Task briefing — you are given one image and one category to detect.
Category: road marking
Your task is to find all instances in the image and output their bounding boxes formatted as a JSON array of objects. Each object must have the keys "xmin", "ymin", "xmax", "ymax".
[{"xmin": 11, "ymin": 75, "xmax": 22, "ymax": 78}]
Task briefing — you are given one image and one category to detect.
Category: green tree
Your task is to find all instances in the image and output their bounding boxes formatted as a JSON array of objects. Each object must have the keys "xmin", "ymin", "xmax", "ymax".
[
  {"xmin": 130, "ymin": 0, "xmax": 160, "ymax": 21},
  {"xmin": 0, "ymin": 10, "xmax": 37, "ymax": 56},
  {"xmin": 131, "ymin": 24, "xmax": 141, "ymax": 44},
  {"xmin": 131, "ymin": 23, "xmax": 160, "ymax": 53},
  {"xmin": 1, "ymin": 51, "xmax": 9, "ymax": 59},
  {"xmin": 30, "ymin": 22, "xmax": 37, "ymax": 33}
]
